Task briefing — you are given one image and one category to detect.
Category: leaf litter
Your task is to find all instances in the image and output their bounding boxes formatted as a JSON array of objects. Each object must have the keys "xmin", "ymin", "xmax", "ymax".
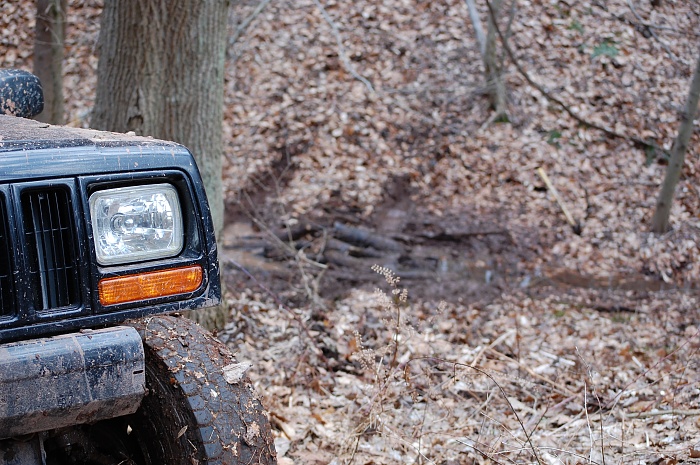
[{"xmin": 3, "ymin": 0, "xmax": 700, "ymax": 463}]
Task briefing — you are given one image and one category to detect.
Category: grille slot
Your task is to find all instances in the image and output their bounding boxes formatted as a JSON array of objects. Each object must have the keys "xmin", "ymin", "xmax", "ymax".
[
  {"xmin": 22, "ymin": 189, "xmax": 79, "ymax": 311},
  {"xmin": 0, "ymin": 197, "xmax": 13, "ymax": 316}
]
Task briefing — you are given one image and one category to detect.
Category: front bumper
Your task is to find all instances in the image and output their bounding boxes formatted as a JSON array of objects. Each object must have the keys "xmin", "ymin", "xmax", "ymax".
[{"xmin": 0, "ymin": 326, "xmax": 146, "ymax": 438}]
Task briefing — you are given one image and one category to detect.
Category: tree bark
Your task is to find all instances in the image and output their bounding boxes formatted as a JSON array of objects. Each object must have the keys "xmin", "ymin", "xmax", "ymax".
[
  {"xmin": 651, "ymin": 51, "xmax": 700, "ymax": 234},
  {"xmin": 467, "ymin": 0, "xmax": 508, "ymax": 119},
  {"xmin": 33, "ymin": 0, "xmax": 67, "ymax": 124},
  {"xmin": 92, "ymin": 0, "xmax": 230, "ymax": 330},
  {"xmin": 465, "ymin": 0, "xmax": 486, "ymax": 57},
  {"xmin": 484, "ymin": 0, "xmax": 507, "ymax": 118}
]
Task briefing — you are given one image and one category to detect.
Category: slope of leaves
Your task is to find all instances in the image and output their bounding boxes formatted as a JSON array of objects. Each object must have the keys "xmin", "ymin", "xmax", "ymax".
[
  {"xmin": 224, "ymin": 0, "xmax": 700, "ymax": 284},
  {"xmin": 223, "ymin": 1, "xmax": 700, "ymax": 462},
  {"xmin": 3, "ymin": 0, "xmax": 700, "ymax": 463}
]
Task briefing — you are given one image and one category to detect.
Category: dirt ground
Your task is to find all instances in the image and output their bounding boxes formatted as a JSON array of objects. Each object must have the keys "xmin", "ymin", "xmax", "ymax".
[
  {"xmin": 219, "ymin": 195, "xmax": 700, "ymax": 465},
  {"xmin": 213, "ymin": 1, "xmax": 700, "ymax": 462},
  {"xmin": 219, "ymin": 165, "xmax": 700, "ymax": 465}
]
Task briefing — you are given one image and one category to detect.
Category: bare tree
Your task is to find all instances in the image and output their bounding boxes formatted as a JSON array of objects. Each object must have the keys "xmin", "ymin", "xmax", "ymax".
[
  {"xmin": 651, "ymin": 51, "xmax": 700, "ymax": 234},
  {"xmin": 466, "ymin": 0, "xmax": 509, "ymax": 120},
  {"xmin": 92, "ymin": 0, "xmax": 230, "ymax": 330},
  {"xmin": 465, "ymin": 0, "xmax": 486, "ymax": 57},
  {"xmin": 33, "ymin": 0, "xmax": 67, "ymax": 124}
]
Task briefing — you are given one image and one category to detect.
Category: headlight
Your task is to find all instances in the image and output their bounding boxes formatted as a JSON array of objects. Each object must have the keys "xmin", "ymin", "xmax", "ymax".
[{"xmin": 89, "ymin": 184, "xmax": 184, "ymax": 265}]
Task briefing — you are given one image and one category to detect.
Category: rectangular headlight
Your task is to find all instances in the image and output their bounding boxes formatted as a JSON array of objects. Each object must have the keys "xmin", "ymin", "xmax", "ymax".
[{"xmin": 89, "ymin": 184, "xmax": 184, "ymax": 265}]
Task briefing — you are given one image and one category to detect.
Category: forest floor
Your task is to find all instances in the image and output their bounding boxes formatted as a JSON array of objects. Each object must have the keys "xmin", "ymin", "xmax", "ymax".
[{"xmin": 4, "ymin": 0, "xmax": 700, "ymax": 463}]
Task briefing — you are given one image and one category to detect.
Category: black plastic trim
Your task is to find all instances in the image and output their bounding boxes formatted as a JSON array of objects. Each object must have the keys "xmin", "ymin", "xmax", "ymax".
[
  {"xmin": 79, "ymin": 170, "xmax": 209, "ymax": 314},
  {"xmin": 0, "ymin": 143, "xmax": 221, "ymax": 343},
  {"xmin": 0, "ymin": 190, "xmax": 14, "ymax": 318}
]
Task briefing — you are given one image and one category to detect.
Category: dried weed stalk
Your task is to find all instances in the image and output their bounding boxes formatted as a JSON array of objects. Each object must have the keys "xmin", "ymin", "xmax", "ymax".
[
  {"xmin": 351, "ymin": 266, "xmax": 413, "ymax": 414},
  {"xmin": 344, "ymin": 267, "xmax": 637, "ymax": 465},
  {"xmin": 346, "ymin": 266, "xmax": 548, "ymax": 465}
]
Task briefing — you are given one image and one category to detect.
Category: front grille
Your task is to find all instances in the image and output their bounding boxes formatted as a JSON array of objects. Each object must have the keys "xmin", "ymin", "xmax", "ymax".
[
  {"xmin": 0, "ymin": 198, "xmax": 13, "ymax": 316},
  {"xmin": 22, "ymin": 188, "xmax": 80, "ymax": 311}
]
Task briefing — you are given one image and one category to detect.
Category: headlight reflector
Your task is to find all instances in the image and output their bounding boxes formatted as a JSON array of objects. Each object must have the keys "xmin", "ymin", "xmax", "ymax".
[{"xmin": 89, "ymin": 184, "xmax": 184, "ymax": 265}]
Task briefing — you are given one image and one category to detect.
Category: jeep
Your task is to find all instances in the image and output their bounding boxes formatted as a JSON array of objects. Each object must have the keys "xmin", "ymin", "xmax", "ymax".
[{"xmin": 0, "ymin": 69, "xmax": 276, "ymax": 465}]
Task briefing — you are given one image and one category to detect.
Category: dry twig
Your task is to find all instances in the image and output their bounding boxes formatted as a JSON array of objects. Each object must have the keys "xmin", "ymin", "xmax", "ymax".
[
  {"xmin": 312, "ymin": 0, "xmax": 375, "ymax": 94},
  {"xmin": 225, "ymin": 256, "xmax": 330, "ymax": 367},
  {"xmin": 229, "ymin": 0, "xmax": 274, "ymax": 52},
  {"xmin": 536, "ymin": 167, "xmax": 581, "ymax": 234}
]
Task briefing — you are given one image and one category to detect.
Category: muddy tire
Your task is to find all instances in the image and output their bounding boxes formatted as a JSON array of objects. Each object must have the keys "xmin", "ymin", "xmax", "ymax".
[{"xmin": 128, "ymin": 315, "xmax": 277, "ymax": 465}]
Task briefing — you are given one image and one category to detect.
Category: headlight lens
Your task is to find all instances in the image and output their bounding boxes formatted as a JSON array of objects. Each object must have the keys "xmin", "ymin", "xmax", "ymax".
[{"xmin": 89, "ymin": 184, "xmax": 184, "ymax": 265}]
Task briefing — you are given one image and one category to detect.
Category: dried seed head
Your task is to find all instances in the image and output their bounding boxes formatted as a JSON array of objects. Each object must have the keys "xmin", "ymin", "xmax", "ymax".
[{"xmin": 371, "ymin": 264, "xmax": 400, "ymax": 286}]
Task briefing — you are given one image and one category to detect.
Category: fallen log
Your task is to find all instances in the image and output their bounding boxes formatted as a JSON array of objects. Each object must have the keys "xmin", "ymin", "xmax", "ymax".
[
  {"xmin": 333, "ymin": 222, "xmax": 404, "ymax": 252},
  {"xmin": 417, "ymin": 229, "xmax": 510, "ymax": 242},
  {"xmin": 274, "ymin": 222, "xmax": 321, "ymax": 242},
  {"xmin": 324, "ymin": 238, "xmax": 384, "ymax": 258},
  {"xmin": 324, "ymin": 249, "xmax": 380, "ymax": 269}
]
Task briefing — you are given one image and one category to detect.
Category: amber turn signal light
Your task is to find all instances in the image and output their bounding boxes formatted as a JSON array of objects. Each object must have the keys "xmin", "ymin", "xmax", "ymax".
[{"xmin": 99, "ymin": 265, "xmax": 203, "ymax": 306}]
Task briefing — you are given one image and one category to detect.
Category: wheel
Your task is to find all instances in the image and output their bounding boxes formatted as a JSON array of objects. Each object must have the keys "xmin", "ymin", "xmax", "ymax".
[
  {"xmin": 38, "ymin": 315, "xmax": 276, "ymax": 464},
  {"xmin": 126, "ymin": 315, "xmax": 278, "ymax": 465}
]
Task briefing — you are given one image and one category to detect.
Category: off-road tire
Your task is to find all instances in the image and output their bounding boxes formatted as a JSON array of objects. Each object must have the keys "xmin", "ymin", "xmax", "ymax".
[{"xmin": 128, "ymin": 315, "xmax": 277, "ymax": 465}]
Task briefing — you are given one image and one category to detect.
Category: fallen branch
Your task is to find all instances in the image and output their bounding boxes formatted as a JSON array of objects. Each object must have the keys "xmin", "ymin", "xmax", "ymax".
[
  {"xmin": 484, "ymin": 0, "xmax": 663, "ymax": 153},
  {"xmin": 249, "ymin": 213, "xmax": 327, "ymax": 269},
  {"xmin": 274, "ymin": 222, "xmax": 321, "ymax": 243},
  {"xmin": 325, "ymin": 237, "xmax": 384, "ymax": 258},
  {"xmin": 591, "ymin": 0, "xmax": 700, "ymax": 39},
  {"xmin": 333, "ymin": 222, "xmax": 404, "ymax": 252},
  {"xmin": 486, "ymin": 348, "xmax": 579, "ymax": 398},
  {"xmin": 324, "ymin": 249, "xmax": 378, "ymax": 269},
  {"xmin": 418, "ymin": 229, "xmax": 511, "ymax": 241},
  {"xmin": 621, "ymin": 409, "xmax": 700, "ymax": 419},
  {"xmin": 590, "ymin": 303, "xmax": 636, "ymax": 313},
  {"xmin": 536, "ymin": 167, "xmax": 581, "ymax": 234},
  {"xmin": 469, "ymin": 329, "xmax": 516, "ymax": 369},
  {"xmin": 312, "ymin": 0, "xmax": 375, "ymax": 94},
  {"xmin": 626, "ymin": 0, "xmax": 680, "ymax": 63}
]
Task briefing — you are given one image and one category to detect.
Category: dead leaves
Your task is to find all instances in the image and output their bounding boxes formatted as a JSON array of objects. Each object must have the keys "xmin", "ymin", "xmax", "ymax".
[
  {"xmin": 222, "ymin": 361, "xmax": 253, "ymax": 384},
  {"xmin": 5, "ymin": 0, "xmax": 700, "ymax": 463}
]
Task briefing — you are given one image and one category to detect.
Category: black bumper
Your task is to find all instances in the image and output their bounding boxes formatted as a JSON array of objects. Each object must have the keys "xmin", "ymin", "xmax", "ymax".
[{"xmin": 0, "ymin": 326, "xmax": 146, "ymax": 438}]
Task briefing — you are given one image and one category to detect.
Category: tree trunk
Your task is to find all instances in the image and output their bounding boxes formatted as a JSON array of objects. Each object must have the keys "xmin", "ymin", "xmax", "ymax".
[
  {"xmin": 651, "ymin": 51, "xmax": 700, "ymax": 234},
  {"xmin": 34, "ymin": 0, "xmax": 67, "ymax": 124},
  {"xmin": 467, "ymin": 0, "xmax": 508, "ymax": 119},
  {"xmin": 92, "ymin": 0, "xmax": 230, "ymax": 330},
  {"xmin": 484, "ymin": 0, "xmax": 507, "ymax": 119},
  {"xmin": 465, "ymin": 0, "xmax": 486, "ymax": 57}
]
